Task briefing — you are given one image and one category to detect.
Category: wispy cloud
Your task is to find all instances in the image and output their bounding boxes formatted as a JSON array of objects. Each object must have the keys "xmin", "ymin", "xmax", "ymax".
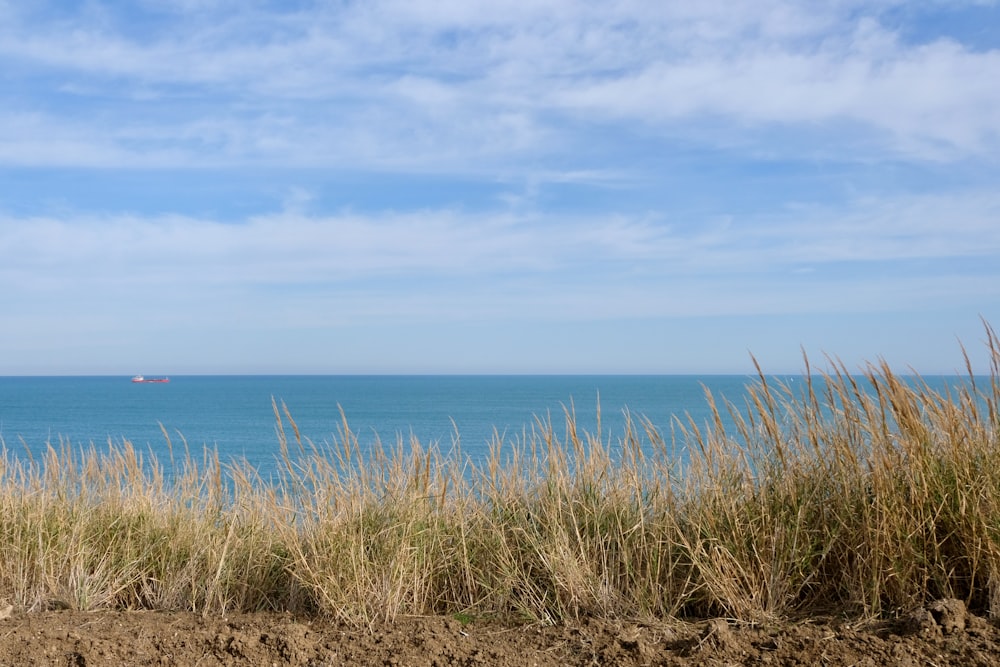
[
  {"xmin": 4, "ymin": 186, "xmax": 997, "ymax": 324},
  {"xmin": 1, "ymin": 0, "xmax": 997, "ymax": 373},
  {"xmin": 1, "ymin": 1, "xmax": 997, "ymax": 168}
]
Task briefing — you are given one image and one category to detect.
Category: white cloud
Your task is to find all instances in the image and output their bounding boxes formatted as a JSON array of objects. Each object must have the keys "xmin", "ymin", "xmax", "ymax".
[
  {"xmin": 0, "ymin": 1, "xmax": 996, "ymax": 168},
  {"xmin": 552, "ymin": 21, "xmax": 1000, "ymax": 159},
  {"xmin": 3, "ymin": 186, "xmax": 998, "ymax": 329}
]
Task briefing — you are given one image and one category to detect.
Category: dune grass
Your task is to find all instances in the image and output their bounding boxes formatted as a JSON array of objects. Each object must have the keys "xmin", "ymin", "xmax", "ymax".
[{"xmin": 2, "ymin": 326, "xmax": 999, "ymax": 626}]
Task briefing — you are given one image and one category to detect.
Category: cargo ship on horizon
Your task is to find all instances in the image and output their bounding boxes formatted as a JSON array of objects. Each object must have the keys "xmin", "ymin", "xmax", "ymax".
[{"xmin": 131, "ymin": 375, "xmax": 169, "ymax": 383}]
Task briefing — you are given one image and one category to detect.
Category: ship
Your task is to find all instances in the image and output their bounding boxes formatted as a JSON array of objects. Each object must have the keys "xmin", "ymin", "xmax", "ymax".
[{"xmin": 131, "ymin": 375, "xmax": 170, "ymax": 383}]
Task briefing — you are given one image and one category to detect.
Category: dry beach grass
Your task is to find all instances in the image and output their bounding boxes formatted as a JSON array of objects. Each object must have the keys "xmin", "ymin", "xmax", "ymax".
[{"xmin": 2, "ymin": 323, "xmax": 1000, "ymax": 636}]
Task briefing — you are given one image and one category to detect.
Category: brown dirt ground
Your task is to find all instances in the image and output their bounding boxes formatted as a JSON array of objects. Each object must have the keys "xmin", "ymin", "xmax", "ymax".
[{"xmin": 2, "ymin": 599, "xmax": 1000, "ymax": 666}]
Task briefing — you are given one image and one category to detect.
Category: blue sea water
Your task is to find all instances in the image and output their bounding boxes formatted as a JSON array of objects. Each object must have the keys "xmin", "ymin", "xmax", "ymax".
[
  {"xmin": 0, "ymin": 374, "xmax": 981, "ymax": 480},
  {"xmin": 0, "ymin": 375, "xmax": 766, "ymax": 476}
]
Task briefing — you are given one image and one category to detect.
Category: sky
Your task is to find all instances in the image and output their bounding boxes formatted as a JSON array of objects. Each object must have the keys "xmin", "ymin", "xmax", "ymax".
[{"xmin": 1, "ymin": 0, "xmax": 999, "ymax": 376}]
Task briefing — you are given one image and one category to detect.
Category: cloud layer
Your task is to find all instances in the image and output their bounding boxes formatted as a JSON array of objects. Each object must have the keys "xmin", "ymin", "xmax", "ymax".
[
  {"xmin": 1, "ymin": 0, "xmax": 998, "ymax": 168},
  {"xmin": 1, "ymin": 0, "xmax": 998, "ymax": 373},
  {"xmin": 5, "ymin": 188, "xmax": 998, "ymax": 320}
]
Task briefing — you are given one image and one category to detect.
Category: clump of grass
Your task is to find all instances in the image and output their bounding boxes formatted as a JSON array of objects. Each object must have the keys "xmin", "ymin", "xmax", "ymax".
[
  {"xmin": 0, "ymin": 438, "xmax": 297, "ymax": 615},
  {"xmin": 1, "ymin": 324, "xmax": 999, "ymax": 626}
]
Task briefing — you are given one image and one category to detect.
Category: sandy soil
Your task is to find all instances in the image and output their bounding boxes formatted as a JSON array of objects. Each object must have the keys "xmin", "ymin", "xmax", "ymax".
[{"xmin": 2, "ymin": 599, "xmax": 999, "ymax": 666}]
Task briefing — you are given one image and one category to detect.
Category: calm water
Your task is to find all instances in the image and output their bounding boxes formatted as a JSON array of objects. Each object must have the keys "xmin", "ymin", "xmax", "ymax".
[
  {"xmin": 0, "ymin": 374, "xmax": 977, "ymax": 479},
  {"xmin": 0, "ymin": 375, "xmax": 767, "ymax": 475}
]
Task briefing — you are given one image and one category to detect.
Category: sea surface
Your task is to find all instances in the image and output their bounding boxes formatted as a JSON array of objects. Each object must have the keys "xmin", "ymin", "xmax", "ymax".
[
  {"xmin": 0, "ymin": 374, "xmax": 978, "ymax": 480},
  {"xmin": 0, "ymin": 375, "xmax": 767, "ymax": 474}
]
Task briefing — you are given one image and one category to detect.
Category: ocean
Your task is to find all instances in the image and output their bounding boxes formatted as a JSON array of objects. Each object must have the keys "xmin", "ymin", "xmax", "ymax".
[
  {"xmin": 0, "ymin": 375, "xmax": 768, "ymax": 476},
  {"xmin": 0, "ymin": 374, "xmax": 977, "ymax": 479}
]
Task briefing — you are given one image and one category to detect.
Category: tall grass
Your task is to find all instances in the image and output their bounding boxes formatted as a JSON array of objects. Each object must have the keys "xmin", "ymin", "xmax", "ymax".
[{"xmin": 2, "ymin": 325, "xmax": 999, "ymax": 625}]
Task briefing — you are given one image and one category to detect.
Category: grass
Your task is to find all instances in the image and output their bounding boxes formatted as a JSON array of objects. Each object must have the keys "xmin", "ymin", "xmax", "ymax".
[{"xmin": 1, "ymin": 324, "xmax": 999, "ymax": 626}]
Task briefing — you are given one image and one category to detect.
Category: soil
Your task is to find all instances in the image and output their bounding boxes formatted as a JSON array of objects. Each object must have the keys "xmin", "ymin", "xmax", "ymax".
[{"xmin": 2, "ymin": 599, "xmax": 1000, "ymax": 666}]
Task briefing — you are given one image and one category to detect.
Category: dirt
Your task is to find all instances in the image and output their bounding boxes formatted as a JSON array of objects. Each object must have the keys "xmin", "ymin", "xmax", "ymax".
[{"xmin": 2, "ymin": 599, "xmax": 1000, "ymax": 666}]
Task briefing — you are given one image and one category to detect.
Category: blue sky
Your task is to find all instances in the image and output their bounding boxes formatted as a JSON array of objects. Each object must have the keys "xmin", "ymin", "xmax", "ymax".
[{"xmin": 1, "ymin": 0, "xmax": 999, "ymax": 375}]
